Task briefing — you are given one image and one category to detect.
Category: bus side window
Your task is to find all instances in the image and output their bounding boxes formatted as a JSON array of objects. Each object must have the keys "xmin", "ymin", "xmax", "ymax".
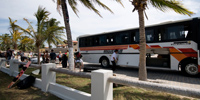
[
  {"xmin": 167, "ymin": 25, "xmax": 189, "ymax": 40},
  {"xmin": 99, "ymin": 35, "xmax": 107, "ymax": 45},
  {"xmin": 146, "ymin": 30, "xmax": 154, "ymax": 42},
  {"xmin": 122, "ymin": 33, "xmax": 130, "ymax": 44},
  {"xmin": 106, "ymin": 35, "xmax": 115, "ymax": 45},
  {"xmin": 94, "ymin": 37, "xmax": 99, "ymax": 46},
  {"xmin": 135, "ymin": 31, "xmax": 139, "ymax": 43},
  {"xmin": 130, "ymin": 31, "xmax": 139, "ymax": 43}
]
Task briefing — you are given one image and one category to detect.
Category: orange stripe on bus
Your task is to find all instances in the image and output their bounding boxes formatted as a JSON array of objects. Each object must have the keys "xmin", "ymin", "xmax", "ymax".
[
  {"xmin": 150, "ymin": 45, "xmax": 161, "ymax": 48},
  {"xmin": 146, "ymin": 45, "xmax": 150, "ymax": 49},
  {"xmin": 129, "ymin": 44, "xmax": 139, "ymax": 49},
  {"xmin": 169, "ymin": 48, "xmax": 187, "ymax": 61},
  {"xmin": 80, "ymin": 45, "xmax": 128, "ymax": 51}
]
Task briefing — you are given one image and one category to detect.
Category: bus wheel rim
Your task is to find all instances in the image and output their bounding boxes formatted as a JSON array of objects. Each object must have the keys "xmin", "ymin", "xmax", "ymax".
[
  {"xmin": 102, "ymin": 60, "xmax": 108, "ymax": 66},
  {"xmin": 185, "ymin": 64, "xmax": 198, "ymax": 75}
]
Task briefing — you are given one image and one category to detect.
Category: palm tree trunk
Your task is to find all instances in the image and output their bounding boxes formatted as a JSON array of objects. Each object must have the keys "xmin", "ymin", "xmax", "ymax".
[
  {"xmin": 61, "ymin": 0, "xmax": 74, "ymax": 71},
  {"xmin": 138, "ymin": 8, "xmax": 147, "ymax": 81},
  {"xmin": 37, "ymin": 46, "xmax": 40, "ymax": 64},
  {"xmin": 14, "ymin": 43, "xmax": 17, "ymax": 50},
  {"xmin": 48, "ymin": 42, "xmax": 51, "ymax": 51}
]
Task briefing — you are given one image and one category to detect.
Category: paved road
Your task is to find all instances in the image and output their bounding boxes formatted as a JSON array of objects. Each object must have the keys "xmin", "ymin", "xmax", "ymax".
[{"xmin": 82, "ymin": 63, "xmax": 200, "ymax": 90}]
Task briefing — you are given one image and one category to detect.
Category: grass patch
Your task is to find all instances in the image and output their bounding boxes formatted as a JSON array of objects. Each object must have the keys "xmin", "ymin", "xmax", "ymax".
[
  {"xmin": 0, "ymin": 70, "xmax": 61, "ymax": 100},
  {"xmin": 0, "ymin": 67, "xmax": 198, "ymax": 100}
]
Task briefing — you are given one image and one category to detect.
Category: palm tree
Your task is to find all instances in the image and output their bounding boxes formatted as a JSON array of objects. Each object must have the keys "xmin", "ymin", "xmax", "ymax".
[
  {"xmin": 0, "ymin": 34, "xmax": 12, "ymax": 51},
  {"xmin": 53, "ymin": 0, "xmax": 122, "ymax": 70},
  {"xmin": 130, "ymin": 0, "xmax": 194, "ymax": 81},
  {"xmin": 44, "ymin": 18, "xmax": 65, "ymax": 50},
  {"xmin": 20, "ymin": 6, "xmax": 66, "ymax": 64},
  {"xmin": 18, "ymin": 36, "xmax": 35, "ymax": 52},
  {"xmin": 20, "ymin": 6, "xmax": 50, "ymax": 64},
  {"xmin": 8, "ymin": 17, "xmax": 23, "ymax": 50}
]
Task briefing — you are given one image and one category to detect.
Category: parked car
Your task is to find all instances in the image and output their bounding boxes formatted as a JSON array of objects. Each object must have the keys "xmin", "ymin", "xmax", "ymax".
[
  {"xmin": 30, "ymin": 56, "xmax": 59, "ymax": 64},
  {"xmin": 30, "ymin": 57, "xmax": 43, "ymax": 64}
]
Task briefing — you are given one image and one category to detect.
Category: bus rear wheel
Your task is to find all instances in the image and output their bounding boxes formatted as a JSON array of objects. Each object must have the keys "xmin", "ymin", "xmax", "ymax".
[
  {"xmin": 100, "ymin": 57, "xmax": 110, "ymax": 68},
  {"xmin": 181, "ymin": 61, "xmax": 198, "ymax": 76}
]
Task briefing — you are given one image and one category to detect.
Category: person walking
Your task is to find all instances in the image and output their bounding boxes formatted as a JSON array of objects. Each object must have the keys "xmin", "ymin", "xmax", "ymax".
[
  {"xmin": 45, "ymin": 50, "xmax": 49, "ymax": 63},
  {"xmin": 6, "ymin": 48, "xmax": 12, "ymax": 65},
  {"xmin": 58, "ymin": 51, "xmax": 62, "ymax": 64},
  {"xmin": 111, "ymin": 49, "xmax": 118, "ymax": 71},
  {"xmin": 28, "ymin": 51, "xmax": 33, "ymax": 58},
  {"xmin": 42, "ymin": 51, "xmax": 46, "ymax": 63},
  {"xmin": 50, "ymin": 49, "xmax": 56, "ymax": 63},
  {"xmin": 62, "ymin": 52, "xmax": 68, "ymax": 68}
]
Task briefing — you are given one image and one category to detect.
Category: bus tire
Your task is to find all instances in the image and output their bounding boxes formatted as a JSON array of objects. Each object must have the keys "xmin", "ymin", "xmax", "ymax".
[
  {"xmin": 181, "ymin": 60, "xmax": 198, "ymax": 76},
  {"xmin": 100, "ymin": 57, "xmax": 110, "ymax": 68}
]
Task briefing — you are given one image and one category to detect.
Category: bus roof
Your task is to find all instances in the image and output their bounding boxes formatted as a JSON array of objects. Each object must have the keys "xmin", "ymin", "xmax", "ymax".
[{"xmin": 77, "ymin": 17, "xmax": 199, "ymax": 39}]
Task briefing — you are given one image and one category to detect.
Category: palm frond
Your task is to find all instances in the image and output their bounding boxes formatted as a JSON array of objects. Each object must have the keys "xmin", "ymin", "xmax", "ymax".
[
  {"xmin": 68, "ymin": 0, "xmax": 79, "ymax": 16},
  {"xmin": 149, "ymin": 0, "xmax": 194, "ymax": 16},
  {"xmin": 80, "ymin": 0, "xmax": 102, "ymax": 17},
  {"xmin": 93, "ymin": 0, "xmax": 113, "ymax": 13}
]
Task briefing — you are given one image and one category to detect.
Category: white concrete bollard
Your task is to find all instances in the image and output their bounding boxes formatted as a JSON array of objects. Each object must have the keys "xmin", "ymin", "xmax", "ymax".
[
  {"xmin": 9, "ymin": 59, "xmax": 19, "ymax": 76},
  {"xmin": 0, "ymin": 58, "xmax": 6, "ymax": 68},
  {"xmin": 42, "ymin": 63, "xmax": 56, "ymax": 92},
  {"xmin": 91, "ymin": 69, "xmax": 113, "ymax": 100}
]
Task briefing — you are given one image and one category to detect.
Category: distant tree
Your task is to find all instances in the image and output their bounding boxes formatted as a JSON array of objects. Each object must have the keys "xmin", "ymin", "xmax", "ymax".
[
  {"xmin": 19, "ymin": 6, "xmax": 50, "ymax": 64},
  {"xmin": 19, "ymin": 6, "xmax": 65, "ymax": 64},
  {"xmin": 0, "ymin": 34, "xmax": 12, "ymax": 51},
  {"xmin": 44, "ymin": 18, "xmax": 65, "ymax": 50},
  {"xmin": 18, "ymin": 36, "xmax": 35, "ymax": 52},
  {"xmin": 8, "ymin": 17, "xmax": 23, "ymax": 50}
]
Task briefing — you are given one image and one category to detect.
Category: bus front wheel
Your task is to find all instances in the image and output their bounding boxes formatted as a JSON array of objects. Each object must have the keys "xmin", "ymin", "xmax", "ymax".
[
  {"xmin": 181, "ymin": 61, "xmax": 198, "ymax": 76},
  {"xmin": 100, "ymin": 57, "xmax": 110, "ymax": 68}
]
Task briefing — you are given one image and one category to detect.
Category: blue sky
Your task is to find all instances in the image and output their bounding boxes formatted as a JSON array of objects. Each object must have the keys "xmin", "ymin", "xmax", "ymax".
[{"xmin": 0, "ymin": 0, "xmax": 200, "ymax": 41}]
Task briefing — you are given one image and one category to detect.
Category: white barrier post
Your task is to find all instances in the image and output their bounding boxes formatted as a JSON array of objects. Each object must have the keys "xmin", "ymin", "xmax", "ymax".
[
  {"xmin": 91, "ymin": 69, "xmax": 113, "ymax": 100},
  {"xmin": 0, "ymin": 58, "xmax": 6, "ymax": 68},
  {"xmin": 42, "ymin": 63, "xmax": 56, "ymax": 92},
  {"xmin": 9, "ymin": 59, "xmax": 19, "ymax": 76}
]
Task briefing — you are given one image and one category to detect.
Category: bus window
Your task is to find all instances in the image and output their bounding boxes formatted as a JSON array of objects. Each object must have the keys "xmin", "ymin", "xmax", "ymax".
[
  {"xmin": 79, "ymin": 38, "xmax": 85, "ymax": 47},
  {"xmin": 146, "ymin": 30, "xmax": 154, "ymax": 42},
  {"xmin": 99, "ymin": 35, "xmax": 107, "ymax": 45},
  {"xmin": 130, "ymin": 31, "xmax": 139, "ymax": 43},
  {"xmin": 88, "ymin": 37, "xmax": 93, "ymax": 46},
  {"xmin": 135, "ymin": 31, "xmax": 139, "ymax": 42},
  {"xmin": 94, "ymin": 37, "xmax": 99, "ymax": 46},
  {"xmin": 162, "ymin": 25, "xmax": 190, "ymax": 41},
  {"xmin": 107, "ymin": 35, "xmax": 115, "ymax": 45},
  {"xmin": 115, "ymin": 32, "xmax": 130, "ymax": 44}
]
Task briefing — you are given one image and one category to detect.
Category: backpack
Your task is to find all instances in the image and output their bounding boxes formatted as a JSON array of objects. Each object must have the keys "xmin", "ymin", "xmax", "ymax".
[{"xmin": 17, "ymin": 75, "xmax": 36, "ymax": 89}]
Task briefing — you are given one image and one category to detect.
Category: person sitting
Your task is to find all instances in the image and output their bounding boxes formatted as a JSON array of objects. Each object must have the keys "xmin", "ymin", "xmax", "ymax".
[{"xmin": 74, "ymin": 51, "xmax": 84, "ymax": 72}]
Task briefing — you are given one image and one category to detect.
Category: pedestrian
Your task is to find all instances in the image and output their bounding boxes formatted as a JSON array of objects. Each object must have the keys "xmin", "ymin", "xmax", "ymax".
[
  {"xmin": 58, "ymin": 51, "xmax": 62, "ymax": 64},
  {"xmin": 50, "ymin": 49, "xmax": 56, "ymax": 63},
  {"xmin": 111, "ymin": 49, "xmax": 118, "ymax": 71},
  {"xmin": 45, "ymin": 50, "xmax": 49, "ymax": 63},
  {"xmin": 28, "ymin": 51, "xmax": 33, "ymax": 58},
  {"xmin": 20, "ymin": 51, "xmax": 25, "ymax": 62},
  {"xmin": 42, "ymin": 51, "xmax": 46, "ymax": 63},
  {"xmin": 74, "ymin": 51, "xmax": 84, "ymax": 71},
  {"xmin": 62, "ymin": 52, "xmax": 67, "ymax": 68},
  {"xmin": 11, "ymin": 50, "xmax": 15, "ymax": 59},
  {"xmin": 6, "ymin": 48, "xmax": 12, "ymax": 65},
  {"xmin": 65, "ymin": 50, "xmax": 69, "ymax": 67}
]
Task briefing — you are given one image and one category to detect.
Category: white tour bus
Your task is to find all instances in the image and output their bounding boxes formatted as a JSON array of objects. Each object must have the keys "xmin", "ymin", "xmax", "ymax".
[{"xmin": 77, "ymin": 17, "xmax": 200, "ymax": 76}]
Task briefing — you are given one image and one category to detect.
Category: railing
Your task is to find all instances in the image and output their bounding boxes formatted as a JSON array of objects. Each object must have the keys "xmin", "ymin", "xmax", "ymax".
[{"xmin": 0, "ymin": 58, "xmax": 200, "ymax": 100}]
